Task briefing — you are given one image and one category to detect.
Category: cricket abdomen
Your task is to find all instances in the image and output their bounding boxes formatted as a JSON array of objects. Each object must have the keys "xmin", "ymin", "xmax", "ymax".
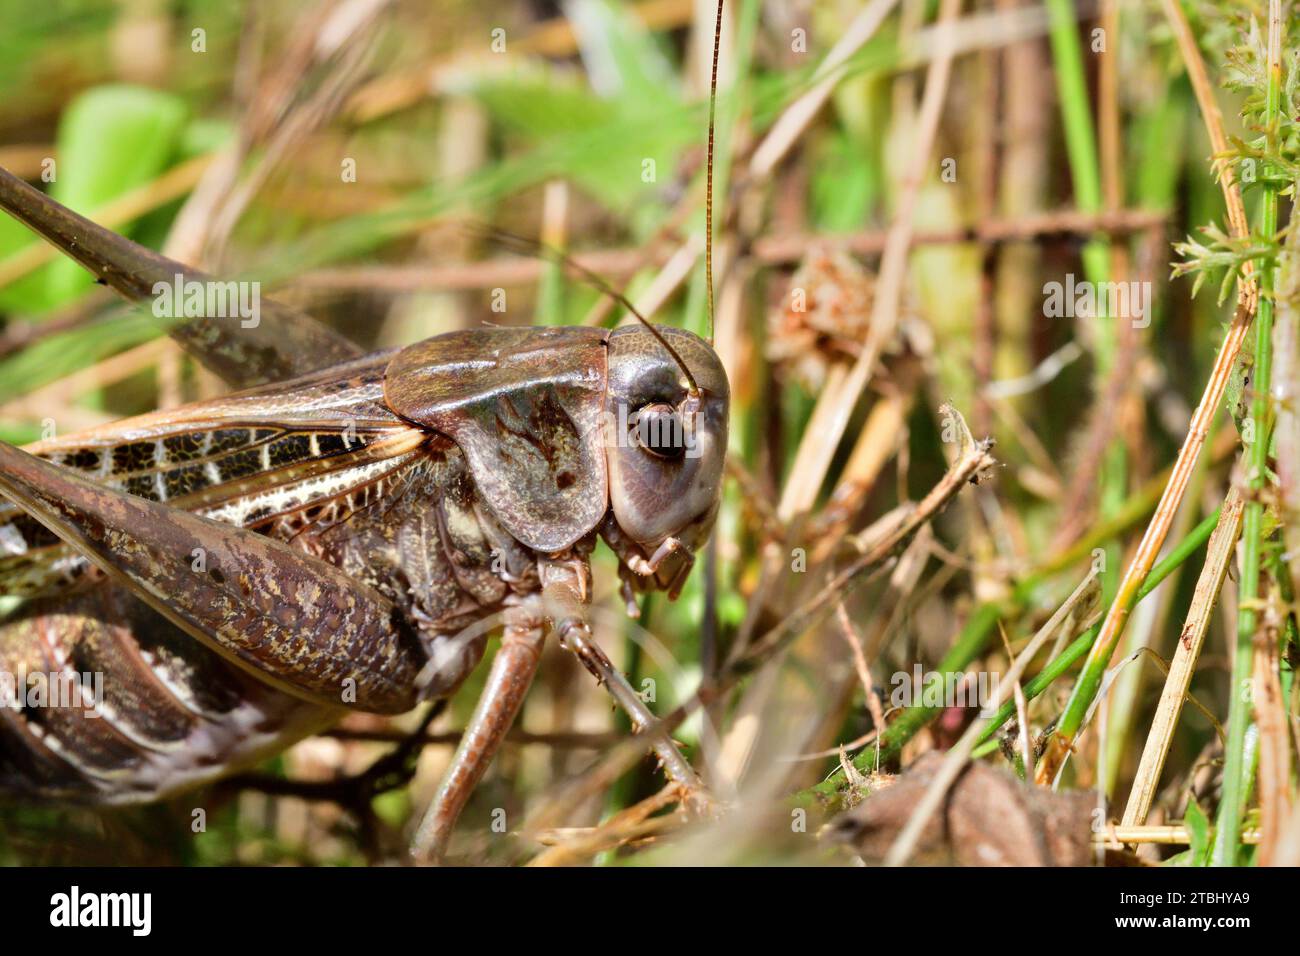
[{"xmin": 0, "ymin": 587, "xmax": 332, "ymax": 804}]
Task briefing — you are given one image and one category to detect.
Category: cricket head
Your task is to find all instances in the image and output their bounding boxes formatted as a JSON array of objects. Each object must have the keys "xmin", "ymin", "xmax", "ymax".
[{"xmin": 602, "ymin": 325, "xmax": 729, "ymax": 598}]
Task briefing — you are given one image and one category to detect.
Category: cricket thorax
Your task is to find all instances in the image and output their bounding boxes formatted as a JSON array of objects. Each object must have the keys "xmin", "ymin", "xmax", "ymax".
[{"xmin": 301, "ymin": 435, "xmax": 544, "ymax": 699}]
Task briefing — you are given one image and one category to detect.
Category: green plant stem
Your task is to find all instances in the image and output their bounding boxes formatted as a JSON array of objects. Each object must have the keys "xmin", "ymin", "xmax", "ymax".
[
  {"xmin": 970, "ymin": 506, "xmax": 1220, "ymax": 757},
  {"xmin": 1214, "ymin": 5, "xmax": 1283, "ymax": 864},
  {"xmin": 1044, "ymin": 0, "xmax": 1123, "ymax": 610},
  {"xmin": 804, "ymin": 504, "xmax": 1220, "ymax": 802},
  {"xmin": 970, "ymin": 625, "xmax": 1098, "ymax": 759},
  {"xmin": 1137, "ymin": 507, "xmax": 1223, "ymax": 601},
  {"xmin": 1044, "ymin": 0, "xmax": 1103, "ymax": 218},
  {"xmin": 1101, "ymin": 69, "xmax": 1192, "ymax": 794}
]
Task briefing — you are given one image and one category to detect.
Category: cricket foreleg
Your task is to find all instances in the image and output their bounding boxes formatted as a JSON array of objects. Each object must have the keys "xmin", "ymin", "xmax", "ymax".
[
  {"xmin": 411, "ymin": 606, "xmax": 546, "ymax": 862},
  {"xmin": 540, "ymin": 562, "xmax": 713, "ymax": 817},
  {"xmin": 0, "ymin": 440, "xmax": 425, "ymax": 713}
]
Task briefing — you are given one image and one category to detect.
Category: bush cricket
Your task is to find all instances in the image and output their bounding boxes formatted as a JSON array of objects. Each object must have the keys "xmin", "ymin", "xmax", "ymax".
[{"xmin": 0, "ymin": 2, "xmax": 731, "ymax": 864}]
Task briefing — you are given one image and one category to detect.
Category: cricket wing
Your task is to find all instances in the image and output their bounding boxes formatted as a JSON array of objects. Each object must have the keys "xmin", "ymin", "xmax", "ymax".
[
  {"xmin": 0, "ymin": 351, "xmax": 426, "ymax": 598},
  {"xmin": 0, "ymin": 437, "xmax": 426, "ymax": 713}
]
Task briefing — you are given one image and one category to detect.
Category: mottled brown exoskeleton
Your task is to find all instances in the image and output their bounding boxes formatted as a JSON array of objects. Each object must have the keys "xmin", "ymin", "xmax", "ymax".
[{"xmin": 0, "ymin": 159, "xmax": 728, "ymax": 858}]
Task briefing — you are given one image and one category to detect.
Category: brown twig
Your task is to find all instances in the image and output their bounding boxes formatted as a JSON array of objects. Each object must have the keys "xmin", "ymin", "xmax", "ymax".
[
  {"xmin": 730, "ymin": 411, "xmax": 995, "ymax": 678},
  {"xmin": 1095, "ymin": 825, "xmax": 1262, "ymax": 847},
  {"xmin": 1121, "ymin": 490, "xmax": 1244, "ymax": 826},
  {"xmin": 322, "ymin": 726, "xmax": 620, "ymax": 748},
  {"xmin": 527, "ymin": 786, "xmax": 682, "ymax": 866},
  {"xmin": 747, "ymin": 0, "xmax": 901, "ymax": 178},
  {"xmin": 1253, "ymin": 594, "xmax": 1292, "ymax": 865},
  {"xmin": 287, "ymin": 209, "xmax": 1167, "ymax": 294}
]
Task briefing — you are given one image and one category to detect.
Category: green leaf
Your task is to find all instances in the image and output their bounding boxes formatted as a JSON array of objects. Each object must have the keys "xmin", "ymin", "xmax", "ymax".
[
  {"xmin": 468, "ymin": 72, "xmax": 694, "ymax": 217},
  {"xmin": 0, "ymin": 214, "xmax": 53, "ymax": 311},
  {"xmin": 178, "ymin": 117, "xmax": 235, "ymax": 160},
  {"xmin": 0, "ymin": 85, "xmax": 187, "ymax": 314},
  {"xmin": 471, "ymin": 74, "xmax": 614, "ymax": 140},
  {"xmin": 0, "ymin": 308, "xmax": 164, "ymax": 405},
  {"xmin": 46, "ymin": 85, "xmax": 188, "ymax": 302},
  {"xmin": 1184, "ymin": 797, "xmax": 1211, "ymax": 865},
  {"xmin": 810, "ymin": 128, "xmax": 874, "ymax": 231},
  {"xmin": 566, "ymin": 0, "xmax": 679, "ymax": 108}
]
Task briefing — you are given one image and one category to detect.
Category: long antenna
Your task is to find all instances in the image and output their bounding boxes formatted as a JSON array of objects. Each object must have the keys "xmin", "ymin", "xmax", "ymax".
[
  {"xmin": 473, "ymin": 225, "xmax": 700, "ymax": 396},
  {"xmin": 705, "ymin": 0, "xmax": 724, "ymax": 346}
]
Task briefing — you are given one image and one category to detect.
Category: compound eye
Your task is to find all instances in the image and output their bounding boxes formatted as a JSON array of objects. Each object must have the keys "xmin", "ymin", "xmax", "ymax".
[{"xmin": 634, "ymin": 403, "xmax": 686, "ymax": 459}]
